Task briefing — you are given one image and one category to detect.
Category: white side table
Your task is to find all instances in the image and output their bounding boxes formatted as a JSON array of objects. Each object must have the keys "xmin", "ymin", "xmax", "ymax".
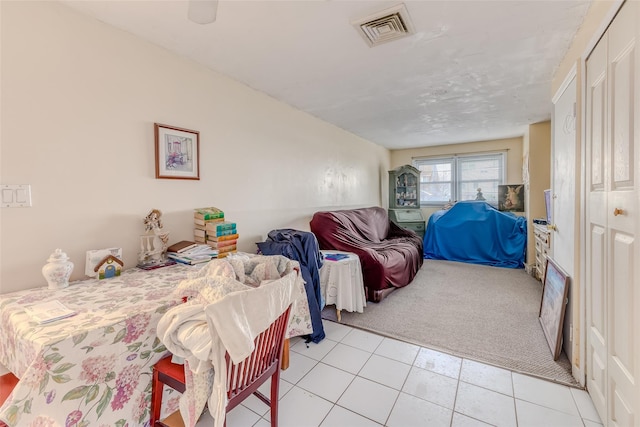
[{"xmin": 319, "ymin": 250, "xmax": 366, "ymax": 321}]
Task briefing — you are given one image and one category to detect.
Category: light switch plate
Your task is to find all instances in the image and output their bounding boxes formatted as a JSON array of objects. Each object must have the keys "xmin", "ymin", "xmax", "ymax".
[{"xmin": 1, "ymin": 184, "xmax": 32, "ymax": 207}]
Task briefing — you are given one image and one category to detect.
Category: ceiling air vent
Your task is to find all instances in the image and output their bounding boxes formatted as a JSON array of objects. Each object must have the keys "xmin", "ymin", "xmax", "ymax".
[{"xmin": 352, "ymin": 3, "xmax": 415, "ymax": 48}]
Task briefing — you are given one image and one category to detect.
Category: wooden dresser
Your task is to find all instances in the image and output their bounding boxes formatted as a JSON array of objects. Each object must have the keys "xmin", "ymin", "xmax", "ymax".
[{"xmin": 533, "ymin": 223, "xmax": 551, "ymax": 281}]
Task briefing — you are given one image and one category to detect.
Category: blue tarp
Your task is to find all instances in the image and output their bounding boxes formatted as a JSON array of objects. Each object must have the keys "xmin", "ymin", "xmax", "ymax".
[{"xmin": 423, "ymin": 201, "xmax": 527, "ymax": 268}]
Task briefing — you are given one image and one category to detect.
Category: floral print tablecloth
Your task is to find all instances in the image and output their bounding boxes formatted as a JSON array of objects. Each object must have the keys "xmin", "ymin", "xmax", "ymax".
[
  {"xmin": 0, "ymin": 260, "xmax": 312, "ymax": 427},
  {"xmin": 0, "ymin": 265, "xmax": 194, "ymax": 427}
]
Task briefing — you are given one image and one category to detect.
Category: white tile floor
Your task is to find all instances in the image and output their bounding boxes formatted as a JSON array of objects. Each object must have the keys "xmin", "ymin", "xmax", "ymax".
[{"xmin": 198, "ymin": 319, "xmax": 604, "ymax": 427}]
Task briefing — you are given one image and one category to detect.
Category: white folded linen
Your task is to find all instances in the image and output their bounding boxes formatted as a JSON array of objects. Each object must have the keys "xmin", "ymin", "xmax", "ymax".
[
  {"xmin": 156, "ymin": 256, "xmax": 299, "ymax": 427},
  {"xmin": 204, "ymin": 271, "xmax": 297, "ymax": 427}
]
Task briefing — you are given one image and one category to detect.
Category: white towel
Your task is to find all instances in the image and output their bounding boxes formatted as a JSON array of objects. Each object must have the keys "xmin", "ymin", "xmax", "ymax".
[
  {"xmin": 204, "ymin": 271, "xmax": 297, "ymax": 427},
  {"xmin": 156, "ymin": 257, "xmax": 298, "ymax": 427}
]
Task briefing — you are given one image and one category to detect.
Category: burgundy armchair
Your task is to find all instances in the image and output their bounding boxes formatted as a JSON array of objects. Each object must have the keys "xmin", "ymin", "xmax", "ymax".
[{"xmin": 310, "ymin": 207, "xmax": 423, "ymax": 302}]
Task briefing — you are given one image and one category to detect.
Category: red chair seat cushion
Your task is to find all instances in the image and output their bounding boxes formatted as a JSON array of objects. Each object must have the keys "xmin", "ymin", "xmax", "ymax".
[{"xmin": 0, "ymin": 372, "xmax": 18, "ymax": 407}]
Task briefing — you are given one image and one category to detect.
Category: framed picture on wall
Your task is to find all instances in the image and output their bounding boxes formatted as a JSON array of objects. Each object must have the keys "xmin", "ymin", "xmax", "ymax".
[
  {"xmin": 539, "ymin": 257, "xmax": 570, "ymax": 360},
  {"xmin": 498, "ymin": 184, "xmax": 525, "ymax": 212},
  {"xmin": 154, "ymin": 123, "xmax": 200, "ymax": 180}
]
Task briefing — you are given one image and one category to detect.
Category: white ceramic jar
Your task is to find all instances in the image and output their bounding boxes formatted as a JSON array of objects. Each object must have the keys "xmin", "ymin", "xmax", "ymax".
[{"xmin": 42, "ymin": 249, "xmax": 74, "ymax": 290}]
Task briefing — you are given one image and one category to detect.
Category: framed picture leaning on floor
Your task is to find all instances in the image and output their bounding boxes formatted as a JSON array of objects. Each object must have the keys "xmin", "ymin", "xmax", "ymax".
[{"xmin": 539, "ymin": 257, "xmax": 570, "ymax": 360}]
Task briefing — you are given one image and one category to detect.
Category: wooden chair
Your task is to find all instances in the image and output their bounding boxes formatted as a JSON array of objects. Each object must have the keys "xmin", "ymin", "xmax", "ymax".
[
  {"xmin": 0, "ymin": 372, "xmax": 19, "ymax": 427},
  {"xmin": 151, "ymin": 305, "xmax": 292, "ymax": 427}
]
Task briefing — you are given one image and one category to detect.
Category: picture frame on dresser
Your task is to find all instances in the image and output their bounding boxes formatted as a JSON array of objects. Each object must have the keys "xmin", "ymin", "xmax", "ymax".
[
  {"xmin": 154, "ymin": 123, "xmax": 200, "ymax": 180},
  {"xmin": 538, "ymin": 257, "xmax": 569, "ymax": 360},
  {"xmin": 544, "ymin": 189, "xmax": 552, "ymax": 224}
]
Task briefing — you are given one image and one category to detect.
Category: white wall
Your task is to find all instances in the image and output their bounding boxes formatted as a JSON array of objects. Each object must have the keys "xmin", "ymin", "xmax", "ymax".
[{"xmin": 0, "ymin": 1, "xmax": 389, "ymax": 293}]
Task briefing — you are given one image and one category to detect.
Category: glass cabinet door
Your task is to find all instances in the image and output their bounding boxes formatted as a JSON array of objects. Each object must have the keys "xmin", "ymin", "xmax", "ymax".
[
  {"xmin": 389, "ymin": 165, "xmax": 420, "ymax": 209},
  {"xmin": 395, "ymin": 172, "xmax": 418, "ymax": 206}
]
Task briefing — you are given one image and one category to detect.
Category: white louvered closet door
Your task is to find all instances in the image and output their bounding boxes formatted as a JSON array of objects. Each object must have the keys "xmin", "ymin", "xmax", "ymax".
[{"xmin": 585, "ymin": 1, "xmax": 639, "ymax": 426}]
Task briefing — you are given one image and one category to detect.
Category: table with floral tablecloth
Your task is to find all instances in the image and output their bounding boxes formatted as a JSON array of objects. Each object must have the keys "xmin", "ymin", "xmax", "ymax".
[{"xmin": 0, "ymin": 259, "xmax": 312, "ymax": 427}]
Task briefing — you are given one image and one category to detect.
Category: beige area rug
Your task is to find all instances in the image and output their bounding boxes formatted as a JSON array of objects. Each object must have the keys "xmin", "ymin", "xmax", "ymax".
[{"xmin": 322, "ymin": 259, "xmax": 580, "ymax": 388}]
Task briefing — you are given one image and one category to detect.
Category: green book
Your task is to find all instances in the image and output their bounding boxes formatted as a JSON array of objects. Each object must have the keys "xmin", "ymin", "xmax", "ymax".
[
  {"xmin": 205, "ymin": 221, "xmax": 236, "ymax": 232},
  {"xmin": 194, "ymin": 207, "xmax": 224, "ymax": 221},
  {"xmin": 212, "ymin": 228, "xmax": 237, "ymax": 237}
]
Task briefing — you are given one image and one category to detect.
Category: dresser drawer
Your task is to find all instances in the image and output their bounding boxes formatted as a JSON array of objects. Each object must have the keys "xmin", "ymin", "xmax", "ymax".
[
  {"xmin": 399, "ymin": 221, "xmax": 425, "ymax": 237},
  {"xmin": 534, "ymin": 231, "xmax": 550, "ymax": 247},
  {"xmin": 533, "ymin": 223, "xmax": 551, "ymax": 282},
  {"xmin": 407, "ymin": 222, "xmax": 425, "ymax": 231}
]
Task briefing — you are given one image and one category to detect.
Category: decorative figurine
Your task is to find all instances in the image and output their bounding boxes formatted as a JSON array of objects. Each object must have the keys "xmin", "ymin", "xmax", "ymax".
[
  {"xmin": 94, "ymin": 255, "xmax": 124, "ymax": 279},
  {"xmin": 85, "ymin": 248, "xmax": 122, "ymax": 277},
  {"xmin": 138, "ymin": 209, "xmax": 170, "ymax": 266},
  {"xmin": 475, "ymin": 188, "xmax": 486, "ymax": 201},
  {"xmin": 42, "ymin": 249, "xmax": 74, "ymax": 290},
  {"xmin": 143, "ymin": 208, "xmax": 163, "ymax": 233}
]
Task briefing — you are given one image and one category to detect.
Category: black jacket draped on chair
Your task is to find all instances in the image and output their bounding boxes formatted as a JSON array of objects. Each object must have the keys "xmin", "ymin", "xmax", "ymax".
[{"xmin": 257, "ymin": 229, "xmax": 325, "ymax": 343}]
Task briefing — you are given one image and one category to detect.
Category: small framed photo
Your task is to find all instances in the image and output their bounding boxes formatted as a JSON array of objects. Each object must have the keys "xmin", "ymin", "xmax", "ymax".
[
  {"xmin": 154, "ymin": 123, "xmax": 200, "ymax": 180},
  {"xmin": 544, "ymin": 189, "xmax": 552, "ymax": 224}
]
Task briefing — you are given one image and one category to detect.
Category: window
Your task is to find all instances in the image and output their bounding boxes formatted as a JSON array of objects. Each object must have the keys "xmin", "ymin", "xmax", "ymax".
[{"xmin": 413, "ymin": 152, "xmax": 506, "ymax": 206}]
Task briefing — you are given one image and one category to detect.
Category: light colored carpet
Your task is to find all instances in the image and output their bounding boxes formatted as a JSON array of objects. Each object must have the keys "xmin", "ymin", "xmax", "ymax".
[{"xmin": 322, "ymin": 259, "xmax": 579, "ymax": 388}]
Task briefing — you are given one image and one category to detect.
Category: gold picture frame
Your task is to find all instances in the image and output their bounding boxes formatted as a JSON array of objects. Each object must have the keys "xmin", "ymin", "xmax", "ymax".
[{"xmin": 154, "ymin": 123, "xmax": 200, "ymax": 180}]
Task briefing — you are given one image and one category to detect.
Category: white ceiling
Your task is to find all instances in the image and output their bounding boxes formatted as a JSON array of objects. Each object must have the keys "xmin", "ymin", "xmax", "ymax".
[{"xmin": 60, "ymin": 0, "xmax": 591, "ymax": 149}]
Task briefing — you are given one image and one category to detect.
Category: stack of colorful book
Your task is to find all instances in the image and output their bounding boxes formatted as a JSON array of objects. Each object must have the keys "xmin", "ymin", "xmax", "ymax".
[
  {"xmin": 194, "ymin": 207, "xmax": 225, "ymax": 241},
  {"xmin": 193, "ymin": 207, "xmax": 239, "ymax": 257},
  {"xmin": 205, "ymin": 221, "xmax": 238, "ymax": 257}
]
